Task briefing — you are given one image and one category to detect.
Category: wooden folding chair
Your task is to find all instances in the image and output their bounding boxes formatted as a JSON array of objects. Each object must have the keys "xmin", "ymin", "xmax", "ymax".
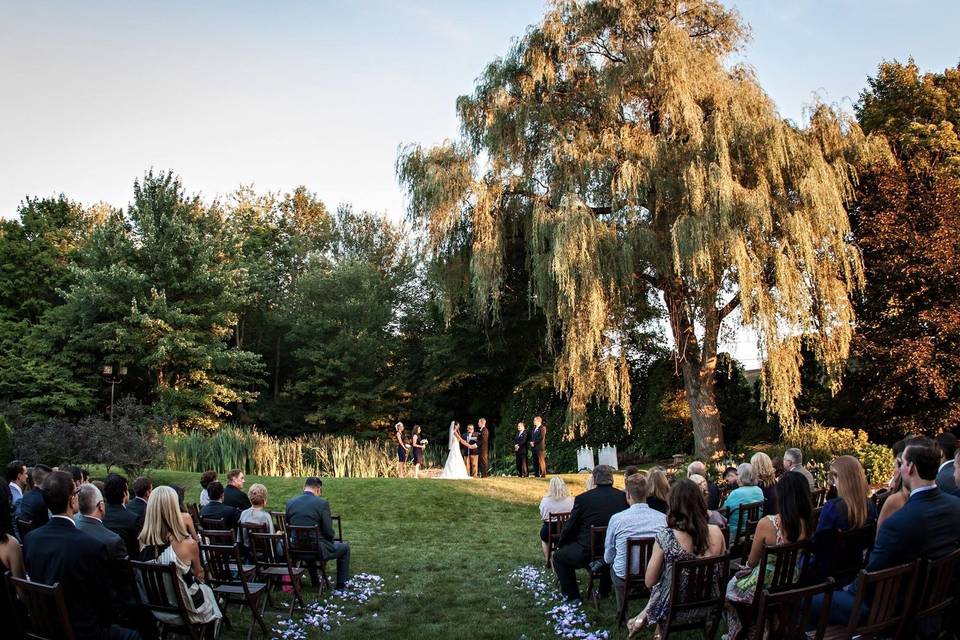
[
  {"xmin": 15, "ymin": 518, "xmax": 34, "ymax": 542},
  {"xmin": 6, "ymin": 575, "xmax": 75, "ymax": 640},
  {"xmin": 901, "ymin": 548, "xmax": 960, "ymax": 640},
  {"xmin": 811, "ymin": 488, "xmax": 827, "ymax": 508},
  {"xmin": 814, "ymin": 522, "xmax": 876, "ymax": 587},
  {"xmin": 616, "ymin": 536, "xmax": 655, "ymax": 626},
  {"xmin": 730, "ymin": 500, "xmax": 763, "ymax": 560},
  {"xmin": 735, "ymin": 541, "xmax": 812, "ymax": 639},
  {"xmin": 250, "ymin": 531, "xmax": 306, "ymax": 615},
  {"xmin": 238, "ymin": 522, "xmax": 268, "ymax": 560},
  {"xmin": 200, "ymin": 517, "xmax": 228, "ymax": 533},
  {"xmin": 584, "ymin": 525, "xmax": 607, "ymax": 609},
  {"xmin": 750, "ymin": 579, "xmax": 836, "ymax": 640},
  {"xmin": 823, "ymin": 561, "xmax": 919, "ymax": 640},
  {"xmin": 201, "ymin": 544, "xmax": 269, "ymax": 640},
  {"xmin": 286, "ymin": 524, "xmax": 331, "ymax": 593},
  {"xmin": 187, "ymin": 503, "xmax": 201, "ymax": 530},
  {"xmin": 331, "ymin": 514, "xmax": 344, "ymax": 542},
  {"xmin": 269, "ymin": 512, "xmax": 286, "ymax": 534},
  {"xmin": 659, "ymin": 553, "xmax": 730, "ymax": 639},
  {"xmin": 546, "ymin": 511, "xmax": 571, "ymax": 569},
  {"xmin": 130, "ymin": 560, "xmax": 215, "ymax": 640}
]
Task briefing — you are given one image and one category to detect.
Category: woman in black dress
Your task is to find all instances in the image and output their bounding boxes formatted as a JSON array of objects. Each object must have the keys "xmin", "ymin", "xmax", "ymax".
[
  {"xmin": 410, "ymin": 425, "xmax": 426, "ymax": 478},
  {"xmin": 395, "ymin": 422, "xmax": 407, "ymax": 477}
]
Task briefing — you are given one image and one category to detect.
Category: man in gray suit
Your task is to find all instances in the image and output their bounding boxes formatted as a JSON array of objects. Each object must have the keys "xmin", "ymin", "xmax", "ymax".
[
  {"xmin": 935, "ymin": 432, "xmax": 957, "ymax": 492},
  {"xmin": 77, "ymin": 484, "xmax": 128, "ymax": 560},
  {"xmin": 285, "ymin": 476, "xmax": 350, "ymax": 589}
]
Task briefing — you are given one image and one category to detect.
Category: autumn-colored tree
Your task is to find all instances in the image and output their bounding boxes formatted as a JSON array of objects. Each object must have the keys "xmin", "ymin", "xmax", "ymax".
[
  {"xmin": 398, "ymin": 0, "xmax": 880, "ymax": 455},
  {"xmin": 850, "ymin": 61, "xmax": 960, "ymax": 438}
]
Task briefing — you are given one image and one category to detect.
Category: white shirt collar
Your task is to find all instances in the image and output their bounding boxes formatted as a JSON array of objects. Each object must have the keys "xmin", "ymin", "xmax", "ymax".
[
  {"xmin": 52, "ymin": 514, "xmax": 78, "ymax": 527},
  {"xmin": 939, "ymin": 460, "xmax": 953, "ymax": 473},
  {"xmin": 910, "ymin": 483, "xmax": 937, "ymax": 497}
]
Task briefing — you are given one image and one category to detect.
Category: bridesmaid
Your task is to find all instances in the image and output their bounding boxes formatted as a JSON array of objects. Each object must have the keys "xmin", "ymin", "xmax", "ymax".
[
  {"xmin": 395, "ymin": 422, "xmax": 407, "ymax": 477},
  {"xmin": 411, "ymin": 425, "xmax": 426, "ymax": 478}
]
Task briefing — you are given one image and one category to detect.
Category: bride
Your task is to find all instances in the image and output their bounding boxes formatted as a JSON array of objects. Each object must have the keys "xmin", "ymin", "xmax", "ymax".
[{"xmin": 436, "ymin": 421, "xmax": 471, "ymax": 480}]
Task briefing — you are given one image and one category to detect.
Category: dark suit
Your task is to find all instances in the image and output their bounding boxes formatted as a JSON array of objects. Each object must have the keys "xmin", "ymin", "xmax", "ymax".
[
  {"xmin": 936, "ymin": 460, "xmax": 957, "ymax": 492},
  {"xmin": 200, "ymin": 500, "xmax": 240, "ymax": 529},
  {"xmin": 17, "ymin": 487, "xmax": 49, "ymax": 529},
  {"xmin": 477, "ymin": 427, "xmax": 490, "ymax": 478},
  {"xmin": 286, "ymin": 491, "xmax": 350, "ymax": 587},
  {"xmin": 102, "ymin": 503, "xmax": 141, "ymax": 559},
  {"xmin": 514, "ymin": 430, "xmax": 529, "ymax": 477},
  {"xmin": 554, "ymin": 484, "xmax": 629, "ymax": 600},
  {"xmin": 223, "ymin": 485, "xmax": 252, "ymax": 511},
  {"xmin": 706, "ymin": 482, "xmax": 721, "ymax": 511},
  {"xmin": 24, "ymin": 517, "xmax": 137, "ymax": 640},
  {"xmin": 821, "ymin": 486, "xmax": 960, "ymax": 625},
  {"xmin": 125, "ymin": 497, "xmax": 147, "ymax": 526},
  {"xmin": 530, "ymin": 424, "xmax": 547, "ymax": 477}
]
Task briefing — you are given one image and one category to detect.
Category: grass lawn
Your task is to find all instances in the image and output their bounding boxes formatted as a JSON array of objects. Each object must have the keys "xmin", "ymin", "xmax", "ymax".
[{"xmin": 141, "ymin": 469, "xmax": 671, "ymax": 640}]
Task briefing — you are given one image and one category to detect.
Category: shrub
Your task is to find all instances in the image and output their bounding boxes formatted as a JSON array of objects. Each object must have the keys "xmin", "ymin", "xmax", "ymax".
[{"xmin": 856, "ymin": 441, "xmax": 896, "ymax": 486}]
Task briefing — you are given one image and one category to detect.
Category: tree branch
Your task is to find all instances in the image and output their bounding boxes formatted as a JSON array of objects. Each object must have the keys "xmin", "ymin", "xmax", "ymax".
[{"xmin": 717, "ymin": 293, "xmax": 740, "ymax": 321}]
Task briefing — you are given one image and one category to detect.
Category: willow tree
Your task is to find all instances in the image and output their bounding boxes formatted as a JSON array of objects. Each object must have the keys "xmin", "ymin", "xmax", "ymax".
[{"xmin": 398, "ymin": 0, "xmax": 881, "ymax": 456}]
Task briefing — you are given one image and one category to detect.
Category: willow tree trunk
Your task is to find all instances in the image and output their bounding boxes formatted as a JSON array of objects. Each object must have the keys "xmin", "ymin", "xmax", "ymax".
[{"xmin": 678, "ymin": 358, "xmax": 724, "ymax": 458}]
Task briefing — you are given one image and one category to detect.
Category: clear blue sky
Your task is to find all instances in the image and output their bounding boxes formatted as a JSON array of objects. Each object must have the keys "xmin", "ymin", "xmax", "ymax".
[{"xmin": 2, "ymin": 1, "xmax": 958, "ymax": 365}]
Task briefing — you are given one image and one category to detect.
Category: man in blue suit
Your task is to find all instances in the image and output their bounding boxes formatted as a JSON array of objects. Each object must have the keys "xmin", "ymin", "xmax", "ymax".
[
  {"xmin": 285, "ymin": 476, "xmax": 350, "ymax": 589},
  {"xmin": 821, "ymin": 436, "xmax": 960, "ymax": 625}
]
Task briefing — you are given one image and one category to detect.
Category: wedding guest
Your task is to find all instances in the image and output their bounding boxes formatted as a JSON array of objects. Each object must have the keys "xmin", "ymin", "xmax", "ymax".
[
  {"xmin": 200, "ymin": 481, "xmax": 240, "ymax": 529},
  {"xmin": 722, "ymin": 462, "xmax": 764, "ymax": 542},
  {"xmin": 477, "ymin": 418, "xmax": 491, "ymax": 478},
  {"xmin": 410, "ymin": 425, "xmax": 426, "ymax": 479},
  {"xmin": 198, "ymin": 470, "xmax": 217, "ymax": 507},
  {"xmin": 627, "ymin": 479, "xmax": 726, "ymax": 635},
  {"xmin": 0, "ymin": 483, "xmax": 24, "ymax": 578},
  {"xmin": 935, "ymin": 432, "xmax": 957, "ymax": 492},
  {"xmin": 752, "ymin": 452, "xmax": 779, "ymax": 515},
  {"xmin": 783, "ymin": 447, "xmax": 816, "ymax": 491},
  {"xmin": 772, "ymin": 456, "xmax": 785, "ymax": 478},
  {"xmin": 688, "ymin": 474, "xmax": 727, "ymax": 526},
  {"xmin": 530, "ymin": 416, "xmax": 548, "ymax": 477},
  {"xmin": 240, "ymin": 482, "xmax": 275, "ymax": 547},
  {"xmin": 139, "ymin": 486, "xmax": 221, "ymax": 630},
  {"xmin": 605, "ymin": 473, "xmax": 667, "ymax": 611},
  {"xmin": 539, "ymin": 477, "xmax": 575, "ymax": 565},
  {"xmin": 877, "ymin": 438, "xmax": 910, "ymax": 529},
  {"xmin": 811, "ymin": 455, "xmax": 877, "ymax": 584},
  {"xmin": 722, "ymin": 466, "xmax": 739, "ymax": 500},
  {"xmin": 646, "ymin": 468, "xmax": 670, "ymax": 514},
  {"xmin": 18, "ymin": 464, "xmax": 51, "ymax": 528},
  {"xmin": 171, "ymin": 485, "xmax": 199, "ymax": 541},
  {"xmin": 465, "ymin": 424, "xmax": 480, "ymax": 478},
  {"xmin": 64, "ymin": 465, "xmax": 88, "ymax": 489},
  {"xmin": 223, "ymin": 469, "xmax": 251, "ymax": 511},
  {"xmin": 25, "ymin": 470, "xmax": 140, "ymax": 640},
  {"xmin": 6, "ymin": 459, "xmax": 27, "ymax": 521},
  {"xmin": 395, "ymin": 422, "xmax": 407, "ymax": 477},
  {"xmin": 285, "ymin": 477, "xmax": 351, "ymax": 589},
  {"xmin": 724, "ymin": 471, "xmax": 812, "ymax": 638},
  {"xmin": 103, "ymin": 473, "xmax": 142, "ymax": 558},
  {"xmin": 623, "ymin": 465, "xmax": 640, "ymax": 479},
  {"xmin": 514, "ymin": 422, "xmax": 529, "ymax": 477},
  {"xmin": 127, "ymin": 476, "xmax": 152, "ymax": 525},
  {"xmin": 688, "ymin": 461, "xmax": 720, "ymax": 509},
  {"xmin": 553, "ymin": 465, "xmax": 628, "ymax": 602}
]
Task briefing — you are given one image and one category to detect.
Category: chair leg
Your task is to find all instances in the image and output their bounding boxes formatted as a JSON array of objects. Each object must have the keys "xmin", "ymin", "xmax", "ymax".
[{"xmin": 246, "ymin": 593, "xmax": 269, "ymax": 640}]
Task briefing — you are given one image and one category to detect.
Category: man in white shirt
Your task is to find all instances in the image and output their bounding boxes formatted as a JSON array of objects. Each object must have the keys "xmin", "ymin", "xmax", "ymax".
[{"xmin": 604, "ymin": 472, "xmax": 667, "ymax": 611}]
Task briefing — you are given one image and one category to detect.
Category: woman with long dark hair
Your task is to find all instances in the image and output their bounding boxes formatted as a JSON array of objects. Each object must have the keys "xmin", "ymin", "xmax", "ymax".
[
  {"xmin": 724, "ymin": 470, "xmax": 813, "ymax": 638},
  {"xmin": 627, "ymin": 479, "xmax": 726, "ymax": 636}
]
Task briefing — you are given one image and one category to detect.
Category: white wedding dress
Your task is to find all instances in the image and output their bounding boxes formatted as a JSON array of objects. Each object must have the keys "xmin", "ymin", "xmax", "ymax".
[{"xmin": 436, "ymin": 421, "xmax": 471, "ymax": 480}]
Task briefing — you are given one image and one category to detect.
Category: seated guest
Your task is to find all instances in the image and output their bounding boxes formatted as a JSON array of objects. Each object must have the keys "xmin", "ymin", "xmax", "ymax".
[
  {"xmin": 0, "ymin": 482, "xmax": 24, "ymax": 578},
  {"xmin": 199, "ymin": 470, "xmax": 217, "ymax": 507},
  {"xmin": 538, "ymin": 476, "xmax": 574, "ymax": 566},
  {"xmin": 688, "ymin": 461, "xmax": 720, "ymax": 510},
  {"xmin": 77, "ymin": 483, "xmax": 128, "ymax": 560},
  {"xmin": 127, "ymin": 476, "xmax": 152, "ymax": 525},
  {"xmin": 171, "ymin": 485, "xmax": 199, "ymax": 541},
  {"xmin": 724, "ymin": 471, "xmax": 812, "ymax": 638},
  {"xmin": 646, "ymin": 468, "xmax": 670, "ymax": 514},
  {"xmin": 811, "ymin": 455, "xmax": 877, "ymax": 584},
  {"xmin": 139, "ymin": 486, "xmax": 221, "ymax": 629},
  {"xmin": 605, "ymin": 473, "xmax": 667, "ymax": 611},
  {"xmin": 783, "ymin": 447, "xmax": 816, "ymax": 491},
  {"xmin": 688, "ymin": 474, "xmax": 727, "ymax": 526},
  {"xmin": 722, "ymin": 465, "xmax": 740, "ymax": 494},
  {"xmin": 553, "ymin": 465, "xmax": 628, "ymax": 602},
  {"xmin": 752, "ymin": 452, "xmax": 778, "ymax": 515},
  {"xmin": 7, "ymin": 459, "xmax": 28, "ymax": 509},
  {"xmin": 102, "ymin": 473, "xmax": 142, "ymax": 557},
  {"xmin": 64, "ymin": 466, "xmax": 85, "ymax": 489},
  {"xmin": 199, "ymin": 481, "xmax": 240, "ymax": 529},
  {"xmin": 935, "ymin": 432, "xmax": 957, "ymax": 492},
  {"xmin": 722, "ymin": 462, "xmax": 764, "ymax": 542},
  {"xmin": 24, "ymin": 470, "xmax": 140, "ymax": 640},
  {"xmin": 285, "ymin": 477, "xmax": 351, "ymax": 589},
  {"xmin": 877, "ymin": 437, "xmax": 910, "ymax": 529},
  {"xmin": 239, "ymin": 483, "xmax": 274, "ymax": 547},
  {"xmin": 623, "ymin": 465, "xmax": 640, "ymax": 479},
  {"xmin": 17, "ymin": 464, "xmax": 51, "ymax": 529},
  {"xmin": 772, "ymin": 456, "xmax": 785, "ymax": 479},
  {"xmin": 223, "ymin": 469, "xmax": 251, "ymax": 511},
  {"xmin": 627, "ymin": 479, "xmax": 726, "ymax": 634}
]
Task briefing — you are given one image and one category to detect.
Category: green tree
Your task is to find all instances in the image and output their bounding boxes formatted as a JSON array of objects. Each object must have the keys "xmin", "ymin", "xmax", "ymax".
[{"xmin": 398, "ymin": 0, "xmax": 883, "ymax": 455}]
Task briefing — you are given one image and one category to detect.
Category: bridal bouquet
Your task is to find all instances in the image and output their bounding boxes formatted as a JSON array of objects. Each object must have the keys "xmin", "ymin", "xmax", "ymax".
[{"xmin": 420, "ymin": 440, "xmax": 428, "ymax": 445}]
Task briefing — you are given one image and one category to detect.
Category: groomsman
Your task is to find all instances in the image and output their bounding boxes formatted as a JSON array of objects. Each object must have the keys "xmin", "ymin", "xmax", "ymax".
[
  {"xmin": 477, "ymin": 418, "xmax": 491, "ymax": 478},
  {"xmin": 530, "ymin": 416, "xmax": 548, "ymax": 477},
  {"xmin": 514, "ymin": 422, "xmax": 529, "ymax": 477}
]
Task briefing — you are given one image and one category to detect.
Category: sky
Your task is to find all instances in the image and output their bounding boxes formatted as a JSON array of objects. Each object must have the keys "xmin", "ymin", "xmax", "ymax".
[{"xmin": 2, "ymin": 0, "xmax": 959, "ymax": 366}]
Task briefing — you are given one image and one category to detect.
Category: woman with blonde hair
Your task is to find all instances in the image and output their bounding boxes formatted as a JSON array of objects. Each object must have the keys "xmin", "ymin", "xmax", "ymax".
[
  {"xmin": 751, "ymin": 452, "xmax": 778, "ymax": 515},
  {"xmin": 538, "ymin": 476, "xmax": 575, "ymax": 566},
  {"xmin": 646, "ymin": 468, "xmax": 671, "ymax": 514},
  {"xmin": 139, "ymin": 486, "xmax": 221, "ymax": 627}
]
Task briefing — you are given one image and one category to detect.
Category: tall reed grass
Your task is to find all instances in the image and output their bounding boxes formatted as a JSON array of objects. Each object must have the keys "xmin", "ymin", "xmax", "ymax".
[{"xmin": 165, "ymin": 427, "xmax": 399, "ymax": 478}]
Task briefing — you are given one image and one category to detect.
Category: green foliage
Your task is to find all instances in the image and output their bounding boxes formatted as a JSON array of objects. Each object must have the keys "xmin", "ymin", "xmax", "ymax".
[{"xmin": 629, "ymin": 357, "xmax": 693, "ymax": 460}]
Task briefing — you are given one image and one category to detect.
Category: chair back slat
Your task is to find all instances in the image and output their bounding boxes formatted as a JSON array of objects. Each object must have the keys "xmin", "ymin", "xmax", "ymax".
[
  {"xmin": 752, "ymin": 579, "xmax": 835, "ymax": 640},
  {"xmin": 663, "ymin": 552, "xmax": 729, "ymax": 638},
  {"xmin": 200, "ymin": 516, "xmax": 227, "ymax": 531},
  {"xmin": 270, "ymin": 511, "xmax": 287, "ymax": 533},
  {"xmin": 589, "ymin": 526, "xmax": 607, "ymax": 562},
  {"xmin": 130, "ymin": 560, "xmax": 189, "ymax": 617},
  {"xmin": 186, "ymin": 503, "xmax": 201, "ymax": 529},
  {"xmin": 250, "ymin": 531, "xmax": 288, "ymax": 567},
  {"xmin": 624, "ymin": 537, "xmax": 655, "ymax": 590},
  {"xmin": 546, "ymin": 511, "xmax": 571, "ymax": 564},
  {"xmin": 238, "ymin": 521, "xmax": 268, "ymax": 549},
  {"xmin": 331, "ymin": 514, "xmax": 344, "ymax": 542},
  {"xmin": 761, "ymin": 540, "xmax": 811, "ymax": 593},
  {"xmin": 912, "ymin": 547, "xmax": 960, "ymax": 621},
  {"xmin": 733, "ymin": 501, "xmax": 764, "ymax": 547},
  {"xmin": 200, "ymin": 543, "xmax": 244, "ymax": 588},
  {"xmin": 287, "ymin": 524, "xmax": 322, "ymax": 555},
  {"xmin": 200, "ymin": 529, "xmax": 235, "ymax": 547},
  {"xmin": 7, "ymin": 576, "xmax": 75, "ymax": 640},
  {"xmin": 849, "ymin": 562, "xmax": 918, "ymax": 637}
]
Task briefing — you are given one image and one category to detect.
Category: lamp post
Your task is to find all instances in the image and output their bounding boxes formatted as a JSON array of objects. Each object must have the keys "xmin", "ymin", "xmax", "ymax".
[{"xmin": 101, "ymin": 364, "xmax": 127, "ymax": 424}]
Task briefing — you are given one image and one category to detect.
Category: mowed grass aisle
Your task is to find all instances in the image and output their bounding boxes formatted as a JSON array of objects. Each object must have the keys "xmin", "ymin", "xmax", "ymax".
[{"xmin": 147, "ymin": 469, "xmax": 644, "ymax": 639}]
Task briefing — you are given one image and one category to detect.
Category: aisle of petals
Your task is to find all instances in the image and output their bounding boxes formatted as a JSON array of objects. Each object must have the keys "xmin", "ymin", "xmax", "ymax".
[
  {"xmin": 510, "ymin": 565, "xmax": 610, "ymax": 640},
  {"xmin": 272, "ymin": 573, "xmax": 386, "ymax": 639}
]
